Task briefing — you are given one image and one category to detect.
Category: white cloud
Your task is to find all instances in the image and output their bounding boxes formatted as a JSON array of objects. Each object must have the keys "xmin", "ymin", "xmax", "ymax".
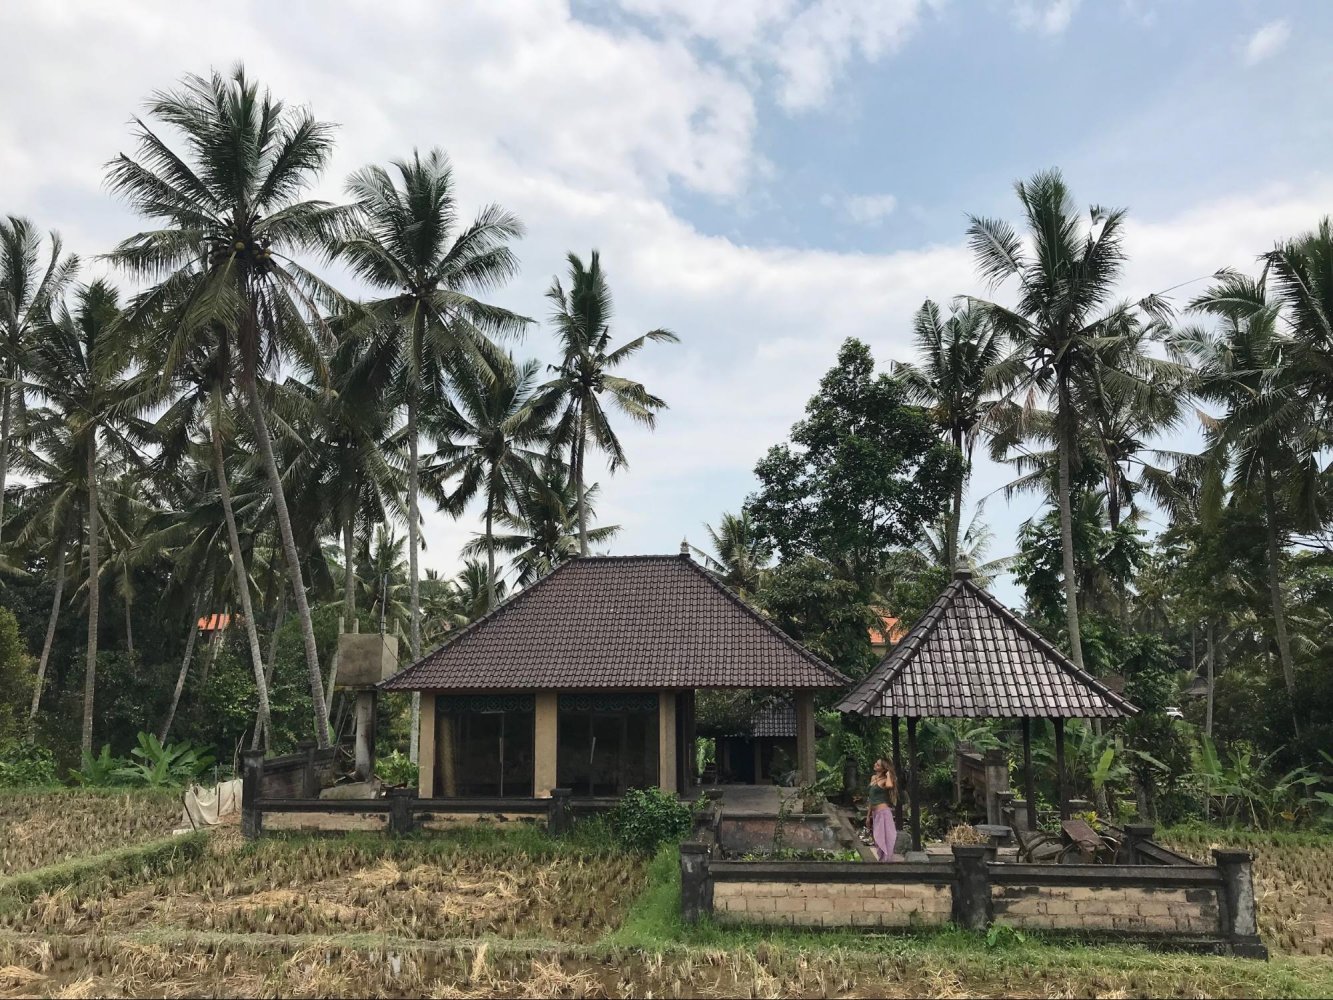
[
  {"xmin": 841, "ymin": 193, "xmax": 899, "ymax": 226},
  {"xmin": 1242, "ymin": 19, "xmax": 1291, "ymax": 67},
  {"xmin": 614, "ymin": 0, "xmax": 928, "ymax": 112},
  {"xmin": 1011, "ymin": 0, "xmax": 1080, "ymax": 35}
]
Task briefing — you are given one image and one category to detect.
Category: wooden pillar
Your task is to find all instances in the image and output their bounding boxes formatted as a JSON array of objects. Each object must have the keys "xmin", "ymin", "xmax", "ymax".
[
  {"xmin": 1022, "ymin": 717, "xmax": 1037, "ymax": 832},
  {"xmin": 891, "ymin": 714, "xmax": 902, "ymax": 792},
  {"xmin": 1054, "ymin": 716, "xmax": 1069, "ymax": 821},
  {"xmin": 534, "ymin": 692, "xmax": 558, "ymax": 798},
  {"xmin": 907, "ymin": 716, "xmax": 921, "ymax": 852},
  {"xmin": 658, "ymin": 691, "xmax": 678, "ymax": 793},
  {"xmin": 794, "ymin": 690, "xmax": 816, "ymax": 786},
  {"xmin": 417, "ymin": 694, "xmax": 436, "ymax": 798}
]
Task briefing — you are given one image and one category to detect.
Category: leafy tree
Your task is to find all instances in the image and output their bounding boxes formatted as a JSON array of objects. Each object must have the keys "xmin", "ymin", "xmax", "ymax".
[
  {"xmin": 541, "ymin": 251, "xmax": 677, "ymax": 554},
  {"xmin": 757, "ymin": 556, "xmax": 878, "ymax": 680},
  {"xmin": 107, "ymin": 66, "xmax": 343, "ymax": 747},
  {"xmin": 747, "ymin": 337, "xmax": 957, "ymax": 593}
]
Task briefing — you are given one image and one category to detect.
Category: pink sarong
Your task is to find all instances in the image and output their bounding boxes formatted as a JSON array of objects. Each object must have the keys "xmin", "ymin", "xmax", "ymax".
[{"xmin": 871, "ymin": 806, "xmax": 897, "ymax": 861}]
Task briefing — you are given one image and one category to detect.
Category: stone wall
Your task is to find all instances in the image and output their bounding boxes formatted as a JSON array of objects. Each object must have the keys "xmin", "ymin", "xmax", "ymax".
[
  {"xmin": 992, "ymin": 882, "xmax": 1221, "ymax": 935},
  {"xmin": 713, "ymin": 878, "xmax": 952, "ymax": 928}
]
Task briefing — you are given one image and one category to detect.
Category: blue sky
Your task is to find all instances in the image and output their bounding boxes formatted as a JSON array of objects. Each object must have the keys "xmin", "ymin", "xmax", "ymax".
[{"xmin": 1, "ymin": 0, "xmax": 1330, "ymax": 605}]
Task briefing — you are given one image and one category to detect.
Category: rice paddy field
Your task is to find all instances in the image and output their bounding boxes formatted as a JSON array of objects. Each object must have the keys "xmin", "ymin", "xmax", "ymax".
[
  {"xmin": 0, "ymin": 789, "xmax": 182, "ymax": 876},
  {"xmin": 0, "ymin": 792, "xmax": 1330, "ymax": 998}
]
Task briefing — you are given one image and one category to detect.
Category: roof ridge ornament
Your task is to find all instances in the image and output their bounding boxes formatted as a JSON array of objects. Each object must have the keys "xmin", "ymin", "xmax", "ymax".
[
  {"xmin": 680, "ymin": 538, "xmax": 691, "ymax": 558},
  {"xmin": 953, "ymin": 567, "xmax": 973, "ymax": 581}
]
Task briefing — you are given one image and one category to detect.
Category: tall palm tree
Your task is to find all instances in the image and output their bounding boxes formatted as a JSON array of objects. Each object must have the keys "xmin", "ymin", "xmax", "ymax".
[
  {"xmin": 334, "ymin": 150, "xmax": 527, "ymax": 762},
  {"xmin": 691, "ymin": 510, "xmax": 771, "ymax": 598},
  {"xmin": 967, "ymin": 170, "xmax": 1167, "ymax": 670},
  {"xmin": 0, "ymin": 217, "xmax": 79, "ymax": 541},
  {"xmin": 106, "ymin": 66, "xmax": 344, "ymax": 747},
  {"xmin": 542, "ymin": 251, "xmax": 677, "ymax": 555},
  {"xmin": 22, "ymin": 280, "xmax": 146, "ymax": 752},
  {"xmin": 462, "ymin": 464, "xmax": 618, "ymax": 587},
  {"xmin": 894, "ymin": 300, "xmax": 1003, "ymax": 571},
  {"xmin": 425, "ymin": 355, "xmax": 557, "ymax": 609},
  {"xmin": 1176, "ymin": 273, "xmax": 1320, "ymax": 728},
  {"xmin": 450, "ymin": 559, "xmax": 508, "ymax": 623}
]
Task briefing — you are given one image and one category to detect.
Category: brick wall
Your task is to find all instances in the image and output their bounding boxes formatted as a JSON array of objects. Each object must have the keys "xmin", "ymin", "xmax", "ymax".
[
  {"xmin": 713, "ymin": 878, "xmax": 952, "ymax": 928},
  {"xmin": 992, "ymin": 883, "xmax": 1221, "ymax": 935}
]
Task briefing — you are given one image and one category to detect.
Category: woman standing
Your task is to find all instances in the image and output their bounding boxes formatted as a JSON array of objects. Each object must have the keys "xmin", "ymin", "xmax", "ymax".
[{"xmin": 866, "ymin": 758, "xmax": 899, "ymax": 861}]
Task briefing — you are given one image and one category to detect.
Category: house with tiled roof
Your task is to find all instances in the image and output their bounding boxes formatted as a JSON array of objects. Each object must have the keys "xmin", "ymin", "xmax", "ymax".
[{"xmin": 383, "ymin": 548, "xmax": 848, "ymax": 801}]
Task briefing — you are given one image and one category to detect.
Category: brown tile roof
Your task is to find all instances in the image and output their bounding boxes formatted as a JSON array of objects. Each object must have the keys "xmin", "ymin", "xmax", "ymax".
[
  {"xmin": 837, "ymin": 571, "xmax": 1136, "ymax": 719},
  {"xmin": 869, "ymin": 608, "xmax": 905, "ymax": 646},
  {"xmin": 383, "ymin": 554, "xmax": 849, "ymax": 692}
]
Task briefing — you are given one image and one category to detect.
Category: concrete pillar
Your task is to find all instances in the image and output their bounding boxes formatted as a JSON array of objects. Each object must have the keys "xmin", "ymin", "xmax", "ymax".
[
  {"xmin": 241, "ymin": 749, "xmax": 265, "ymax": 840},
  {"xmin": 439, "ymin": 708, "xmax": 458, "ymax": 796},
  {"xmin": 388, "ymin": 786, "xmax": 414, "ymax": 835},
  {"xmin": 983, "ymin": 748, "xmax": 1009, "ymax": 826},
  {"xmin": 534, "ymin": 692, "xmax": 558, "ymax": 797},
  {"xmin": 659, "ymin": 691, "xmax": 678, "ymax": 793},
  {"xmin": 679, "ymin": 840, "xmax": 712, "ymax": 924},
  {"xmin": 417, "ymin": 694, "xmax": 436, "ymax": 798},
  {"xmin": 354, "ymin": 691, "xmax": 375, "ymax": 780},
  {"xmin": 1120, "ymin": 823, "xmax": 1156, "ymax": 865},
  {"xmin": 548, "ymin": 787, "xmax": 572, "ymax": 835},
  {"xmin": 1214, "ymin": 849, "xmax": 1267, "ymax": 957},
  {"xmin": 951, "ymin": 844, "xmax": 995, "ymax": 930},
  {"xmin": 794, "ymin": 690, "xmax": 816, "ymax": 786}
]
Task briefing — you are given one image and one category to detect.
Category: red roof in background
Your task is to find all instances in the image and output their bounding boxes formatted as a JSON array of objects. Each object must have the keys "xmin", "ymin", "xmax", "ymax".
[
  {"xmin": 197, "ymin": 613, "xmax": 233, "ymax": 632},
  {"xmin": 869, "ymin": 609, "xmax": 904, "ymax": 646}
]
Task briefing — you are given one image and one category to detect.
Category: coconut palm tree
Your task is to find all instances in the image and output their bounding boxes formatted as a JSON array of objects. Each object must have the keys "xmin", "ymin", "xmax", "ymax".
[
  {"xmin": 462, "ymin": 464, "xmax": 618, "ymax": 587},
  {"xmin": 450, "ymin": 560, "xmax": 508, "ymax": 623},
  {"xmin": 20, "ymin": 280, "xmax": 148, "ymax": 752},
  {"xmin": 541, "ymin": 251, "xmax": 677, "ymax": 555},
  {"xmin": 334, "ymin": 148, "xmax": 527, "ymax": 661},
  {"xmin": 424, "ymin": 355, "xmax": 558, "ymax": 609},
  {"xmin": 691, "ymin": 510, "xmax": 771, "ymax": 598},
  {"xmin": 894, "ymin": 300, "xmax": 1003, "ymax": 571},
  {"xmin": 106, "ymin": 66, "xmax": 345, "ymax": 747},
  {"xmin": 966, "ymin": 170, "xmax": 1168, "ymax": 670},
  {"xmin": 0, "ymin": 217, "xmax": 79, "ymax": 542}
]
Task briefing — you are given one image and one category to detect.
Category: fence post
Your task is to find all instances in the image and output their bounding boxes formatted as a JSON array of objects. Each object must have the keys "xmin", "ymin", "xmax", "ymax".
[
  {"xmin": 680, "ymin": 840, "xmax": 712, "ymax": 925},
  {"xmin": 298, "ymin": 739, "xmax": 319, "ymax": 798},
  {"xmin": 387, "ymin": 787, "xmax": 415, "ymax": 835},
  {"xmin": 1213, "ymin": 849, "xmax": 1268, "ymax": 958},
  {"xmin": 547, "ymin": 788, "xmax": 572, "ymax": 836},
  {"xmin": 951, "ymin": 844, "xmax": 995, "ymax": 931},
  {"xmin": 1119, "ymin": 823, "xmax": 1156, "ymax": 864},
  {"xmin": 241, "ymin": 749, "xmax": 266, "ymax": 840}
]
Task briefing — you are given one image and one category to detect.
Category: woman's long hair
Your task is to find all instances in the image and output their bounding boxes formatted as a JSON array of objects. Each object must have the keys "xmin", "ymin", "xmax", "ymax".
[{"xmin": 871, "ymin": 758, "xmax": 898, "ymax": 807}]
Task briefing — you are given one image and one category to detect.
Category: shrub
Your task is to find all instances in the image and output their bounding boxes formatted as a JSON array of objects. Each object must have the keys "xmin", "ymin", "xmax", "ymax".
[
  {"xmin": 607, "ymin": 787, "xmax": 691, "ymax": 854},
  {"xmin": 375, "ymin": 749, "xmax": 418, "ymax": 788},
  {"xmin": 0, "ymin": 740, "xmax": 58, "ymax": 787},
  {"xmin": 70, "ymin": 744, "xmax": 130, "ymax": 787},
  {"xmin": 116, "ymin": 733, "xmax": 215, "ymax": 788}
]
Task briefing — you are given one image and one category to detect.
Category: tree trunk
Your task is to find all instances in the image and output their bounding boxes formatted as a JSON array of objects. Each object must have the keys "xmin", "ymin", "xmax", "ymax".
[
  {"xmin": 255, "ymin": 591, "xmax": 287, "ymax": 751},
  {"xmin": 159, "ymin": 592, "xmax": 204, "ymax": 744},
  {"xmin": 0, "ymin": 380, "xmax": 12, "ymax": 544},
  {"xmin": 211, "ymin": 419, "xmax": 273, "ymax": 750},
  {"xmin": 1055, "ymin": 379, "xmax": 1086, "ymax": 671},
  {"xmin": 123, "ymin": 564, "xmax": 135, "ymax": 655},
  {"xmin": 242, "ymin": 370, "xmax": 329, "ymax": 749},
  {"xmin": 82, "ymin": 440, "xmax": 101, "ymax": 755},
  {"xmin": 343, "ymin": 513, "xmax": 356, "ymax": 621},
  {"xmin": 407, "ymin": 382, "xmax": 421, "ymax": 764},
  {"xmin": 947, "ymin": 428, "xmax": 965, "ymax": 572},
  {"xmin": 28, "ymin": 529, "xmax": 68, "ymax": 725},
  {"xmin": 576, "ymin": 403, "xmax": 589, "ymax": 556},
  {"xmin": 485, "ymin": 496, "xmax": 497, "ymax": 611},
  {"xmin": 1261, "ymin": 463, "xmax": 1299, "ymax": 735},
  {"xmin": 1205, "ymin": 621, "xmax": 1216, "ymax": 738}
]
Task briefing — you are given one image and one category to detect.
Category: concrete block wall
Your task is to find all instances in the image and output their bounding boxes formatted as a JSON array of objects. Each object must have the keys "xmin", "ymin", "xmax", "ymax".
[
  {"xmin": 712, "ymin": 879, "xmax": 951, "ymax": 928},
  {"xmin": 992, "ymin": 883, "xmax": 1220, "ymax": 935}
]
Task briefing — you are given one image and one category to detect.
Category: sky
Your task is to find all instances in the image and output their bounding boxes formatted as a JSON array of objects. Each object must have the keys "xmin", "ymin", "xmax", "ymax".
[{"xmin": 2, "ymin": 0, "xmax": 1332, "ymax": 605}]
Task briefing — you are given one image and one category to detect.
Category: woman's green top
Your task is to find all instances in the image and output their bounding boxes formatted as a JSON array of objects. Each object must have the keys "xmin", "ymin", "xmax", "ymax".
[{"xmin": 867, "ymin": 783, "xmax": 891, "ymax": 807}]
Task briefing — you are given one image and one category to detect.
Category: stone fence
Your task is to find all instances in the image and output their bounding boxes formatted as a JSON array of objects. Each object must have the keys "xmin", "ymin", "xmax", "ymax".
[{"xmin": 680, "ymin": 839, "xmax": 1266, "ymax": 958}]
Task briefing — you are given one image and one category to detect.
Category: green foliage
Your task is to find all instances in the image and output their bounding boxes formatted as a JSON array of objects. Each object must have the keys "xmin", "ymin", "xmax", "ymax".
[
  {"xmin": 985, "ymin": 923, "xmax": 1028, "ymax": 950},
  {"xmin": 1191, "ymin": 734, "xmax": 1327, "ymax": 830},
  {"xmin": 607, "ymin": 787, "xmax": 692, "ymax": 854},
  {"xmin": 756, "ymin": 557, "xmax": 878, "ymax": 679},
  {"xmin": 0, "ymin": 740, "xmax": 59, "ymax": 787},
  {"xmin": 375, "ymin": 749, "xmax": 418, "ymax": 788},
  {"xmin": 96, "ymin": 733, "xmax": 214, "ymax": 789},
  {"xmin": 71, "ymin": 744, "xmax": 129, "ymax": 787},
  {"xmin": 747, "ymin": 338, "xmax": 959, "ymax": 591},
  {"xmin": 0, "ymin": 607, "xmax": 32, "ymax": 743}
]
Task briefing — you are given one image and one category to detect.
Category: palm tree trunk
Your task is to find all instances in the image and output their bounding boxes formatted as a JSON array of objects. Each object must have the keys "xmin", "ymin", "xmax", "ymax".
[
  {"xmin": 211, "ymin": 419, "xmax": 273, "ymax": 750},
  {"xmin": 159, "ymin": 592, "xmax": 204, "ymax": 743},
  {"xmin": 28, "ymin": 529, "xmax": 68, "ymax": 726},
  {"xmin": 241, "ymin": 370, "xmax": 329, "ymax": 749},
  {"xmin": 1261, "ymin": 462, "xmax": 1299, "ymax": 735},
  {"xmin": 123, "ymin": 565, "xmax": 135, "ymax": 655},
  {"xmin": 485, "ymin": 497, "xmax": 497, "ymax": 610},
  {"xmin": 343, "ymin": 512, "xmax": 356, "ymax": 620},
  {"xmin": 576, "ymin": 403, "xmax": 589, "ymax": 556},
  {"xmin": 947, "ymin": 428, "xmax": 964, "ymax": 573},
  {"xmin": 257, "ymin": 591, "xmax": 287, "ymax": 751},
  {"xmin": 82, "ymin": 439, "xmax": 101, "ymax": 755},
  {"xmin": 407, "ymin": 385, "xmax": 422, "ymax": 764},
  {"xmin": 1205, "ymin": 621, "xmax": 1216, "ymax": 738},
  {"xmin": 1055, "ymin": 380, "xmax": 1086, "ymax": 671},
  {"xmin": 0, "ymin": 379, "xmax": 12, "ymax": 543}
]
